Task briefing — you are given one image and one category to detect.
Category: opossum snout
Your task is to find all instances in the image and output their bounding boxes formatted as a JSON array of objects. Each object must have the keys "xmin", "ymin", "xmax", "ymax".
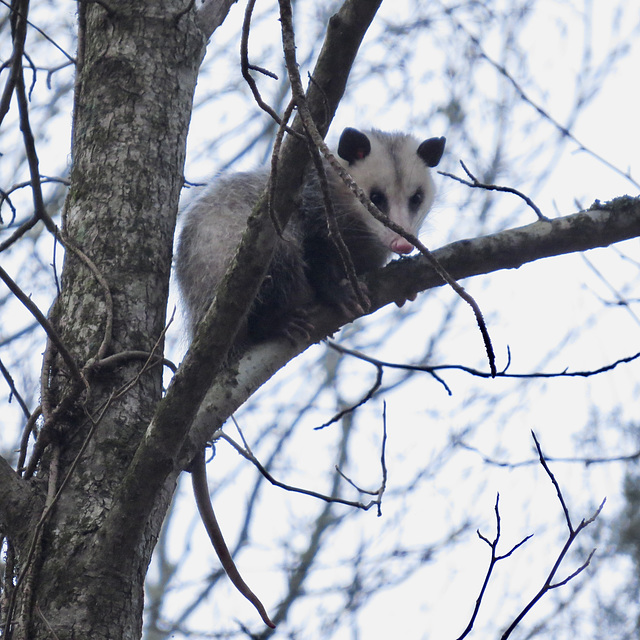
[{"xmin": 390, "ymin": 237, "xmax": 414, "ymax": 254}]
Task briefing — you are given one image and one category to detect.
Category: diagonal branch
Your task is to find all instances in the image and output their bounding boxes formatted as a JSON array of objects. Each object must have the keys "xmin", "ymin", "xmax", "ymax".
[
  {"xmin": 456, "ymin": 494, "xmax": 533, "ymax": 640},
  {"xmin": 375, "ymin": 196, "xmax": 640, "ymax": 311},
  {"xmin": 100, "ymin": 0, "xmax": 384, "ymax": 559},
  {"xmin": 0, "ymin": 264, "xmax": 85, "ymax": 389},
  {"xmin": 184, "ymin": 197, "xmax": 640, "ymax": 455}
]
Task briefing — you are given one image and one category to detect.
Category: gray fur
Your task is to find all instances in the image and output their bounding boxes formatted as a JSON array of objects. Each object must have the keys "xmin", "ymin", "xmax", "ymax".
[{"xmin": 175, "ymin": 170, "xmax": 309, "ymax": 339}]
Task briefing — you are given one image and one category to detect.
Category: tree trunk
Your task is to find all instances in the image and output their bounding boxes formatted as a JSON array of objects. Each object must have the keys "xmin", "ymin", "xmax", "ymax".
[
  {"xmin": 0, "ymin": 1, "xmax": 387, "ymax": 636},
  {"xmin": 8, "ymin": 4, "xmax": 205, "ymax": 638}
]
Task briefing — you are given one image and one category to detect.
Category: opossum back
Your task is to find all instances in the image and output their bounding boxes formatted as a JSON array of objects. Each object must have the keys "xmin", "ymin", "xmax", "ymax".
[{"xmin": 175, "ymin": 171, "xmax": 270, "ymax": 334}]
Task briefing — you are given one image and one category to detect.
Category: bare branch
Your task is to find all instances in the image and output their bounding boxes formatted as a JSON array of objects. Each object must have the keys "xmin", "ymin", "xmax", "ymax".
[
  {"xmin": 327, "ymin": 341, "xmax": 640, "ymax": 387},
  {"xmin": 532, "ymin": 431, "xmax": 573, "ymax": 532},
  {"xmin": 440, "ymin": 160, "xmax": 548, "ymax": 221},
  {"xmin": 499, "ymin": 434, "xmax": 605, "ymax": 639},
  {"xmin": 241, "ymin": 0, "xmax": 290, "ymax": 128},
  {"xmin": 195, "ymin": 0, "xmax": 239, "ymax": 39},
  {"xmin": 0, "ymin": 357, "xmax": 31, "ymax": 420},
  {"xmin": 314, "ymin": 364, "xmax": 382, "ymax": 430},
  {"xmin": 335, "ymin": 402, "xmax": 388, "ymax": 517},
  {"xmin": 17, "ymin": 407, "xmax": 42, "ymax": 475},
  {"xmin": 0, "ymin": 0, "xmax": 28, "ymax": 128},
  {"xmin": 456, "ymin": 494, "xmax": 532, "ymax": 640},
  {"xmin": 218, "ymin": 430, "xmax": 380, "ymax": 512}
]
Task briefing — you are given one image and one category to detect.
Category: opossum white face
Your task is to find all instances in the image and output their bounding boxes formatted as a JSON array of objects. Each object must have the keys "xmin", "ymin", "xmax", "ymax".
[{"xmin": 337, "ymin": 128, "xmax": 445, "ymax": 255}]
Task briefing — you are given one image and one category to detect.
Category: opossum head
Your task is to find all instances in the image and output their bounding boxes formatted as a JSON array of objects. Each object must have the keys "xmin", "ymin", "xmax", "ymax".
[{"xmin": 337, "ymin": 127, "xmax": 445, "ymax": 255}]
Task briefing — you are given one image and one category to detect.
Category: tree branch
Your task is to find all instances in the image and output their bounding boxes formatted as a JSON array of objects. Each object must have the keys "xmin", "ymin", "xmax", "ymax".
[
  {"xmin": 0, "ymin": 456, "xmax": 44, "ymax": 547},
  {"xmin": 499, "ymin": 433, "xmax": 604, "ymax": 639},
  {"xmin": 375, "ymin": 196, "xmax": 640, "ymax": 310},
  {"xmin": 183, "ymin": 197, "xmax": 640, "ymax": 458},
  {"xmin": 195, "ymin": 0, "xmax": 238, "ymax": 39},
  {"xmin": 101, "ymin": 0, "xmax": 383, "ymax": 557},
  {"xmin": 456, "ymin": 494, "xmax": 533, "ymax": 640}
]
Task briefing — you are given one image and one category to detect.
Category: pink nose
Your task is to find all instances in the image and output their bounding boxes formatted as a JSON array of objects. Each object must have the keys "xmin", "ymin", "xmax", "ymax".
[{"xmin": 390, "ymin": 237, "xmax": 414, "ymax": 254}]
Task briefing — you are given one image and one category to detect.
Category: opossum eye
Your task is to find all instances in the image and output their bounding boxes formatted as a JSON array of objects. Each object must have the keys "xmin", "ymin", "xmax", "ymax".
[
  {"xmin": 369, "ymin": 189, "xmax": 388, "ymax": 213},
  {"xmin": 408, "ymin": 188, "xmax": 424, "ymax": 213}
]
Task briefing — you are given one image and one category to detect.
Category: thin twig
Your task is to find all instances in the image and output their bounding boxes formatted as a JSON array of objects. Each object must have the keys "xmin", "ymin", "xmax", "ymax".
[
  {"xmin": 329, "ymin": 341, "xmax": 640, "ymax": 384},
  {"xmin": 456, "ymin": 494, "xmax": 532, "ymax": 640},
  {"xmin": 278, "ymin": 0, "xmax": 369, "ymax": 312},
  {"xmin": 327, "ymin": 340, "xmax": 455, "ymax": 393},
  {"xmin": 334, "ymin": 401, "xmax": 388, "ymax": 517},
  {"xmin": 440, "ymin": 161, "xmax": 549, "ymax": 221},
  {"xmin": 35, "ymin": 604, "xmax": 61, "ymax": 640},
  {"xmin": 304, "ymin": 132, "xmax": 370, "ymax": 312},
  {"xmin": 14, "ymin": 35, "xmax": 47, "ymax": 227},
  {"xmin": 0, "ymin": 0, "xmax": 28, "ymax": 128},
  {"xmin": 241, "ymin": 0, "xmax": 298, "ymax": 134},
  {"xmin": 0, "ymin": 357, "xmax": 31, "ymax": 419},
  {"xmin": 315, "ymin": 365, "xmax": 382, "ymax": 430},
  {"xmin": 0, "ymin": 176, "xmax": 69, "ymax": 227},
  {"xmin": 218, "ymin": 431, "xmax": 380, "ymax": 511},
  {"xmin": 89, "ymin": 350, "xmax": 177, "ymax": 374},
  {"xmin": 106, "ymin": 312, "xmax": 176, "ymax": 399},
  {"xmin": 532, "ymin": 431, "xmax": 572, "ymax": 531},
  {"xmin": 0, "ymin": 215, "xmax": 40, "ymax": 252},
  {"xmin": 17, "ymin": 406, "xmax": 42, "ymax": 475},
  {"xmin": 499, "ymin": 433, "xmax": 605, "ymax": 639},
  {"xmin": 268, "ymin": 98, "xmax": 296, "ymax": 235},
  {"xmin": 0, "ymin": 264, "xmax": 86, "ymax": 389},
  {"xmin": 377, "ymin": 401, "xmax": 388, "ymax": 517}
]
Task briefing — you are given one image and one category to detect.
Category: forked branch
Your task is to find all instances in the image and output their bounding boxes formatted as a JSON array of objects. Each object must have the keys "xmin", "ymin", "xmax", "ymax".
[{"xmin": 456, "ymin": 431, "xmax": 604, "ymax": 639}]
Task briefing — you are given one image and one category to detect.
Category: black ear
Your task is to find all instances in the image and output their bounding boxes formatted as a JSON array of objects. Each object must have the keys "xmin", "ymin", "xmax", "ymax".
[
  {"xmin": 337, "ymin": 128, "xmax": 372, "ymax": 165},
  {"xmin": 417, "ymin": 136, "xmax": 446, "ymax": 168}
]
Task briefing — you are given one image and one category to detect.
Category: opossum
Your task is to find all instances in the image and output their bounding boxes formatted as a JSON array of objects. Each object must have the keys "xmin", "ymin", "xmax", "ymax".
[
  {"xmin": 177, "ymin": 128, "xmax": 445, "ymax": 628},
  {"xmin": 175, "ymin": 127, "xmax": 446, "ymax": 342}
]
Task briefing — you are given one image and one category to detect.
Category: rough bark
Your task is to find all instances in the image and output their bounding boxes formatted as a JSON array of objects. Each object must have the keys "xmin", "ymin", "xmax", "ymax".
[{"xmin": 5, "ymin": 3, "xmax": 206, "ymax": 639}]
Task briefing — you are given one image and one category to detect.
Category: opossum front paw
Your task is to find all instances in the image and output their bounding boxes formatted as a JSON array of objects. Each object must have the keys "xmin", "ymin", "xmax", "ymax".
[
  {"xmin": 330, "ymin": 279, "xmax": 371, "ymax": 318},
  {"xmin": 280, "ymin": 311, "xmax": 314, "ymax": 343},
  {"xmin": 248, "ymin": 308, "xmax": 313, "ymax": 343}
]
